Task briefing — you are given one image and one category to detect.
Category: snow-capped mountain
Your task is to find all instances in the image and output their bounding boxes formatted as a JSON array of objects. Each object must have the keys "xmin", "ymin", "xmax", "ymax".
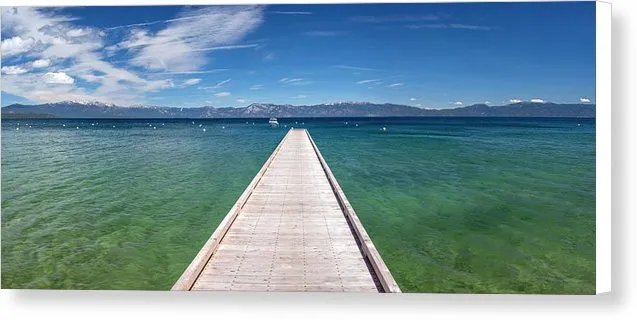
[{"xmin": 1, "ymin": 101, "xmax": 596, "ymax": 118}]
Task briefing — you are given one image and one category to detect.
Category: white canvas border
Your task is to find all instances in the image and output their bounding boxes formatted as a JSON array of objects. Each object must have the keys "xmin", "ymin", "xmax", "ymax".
[{"xmin": 0, "ymin": 0, "xmax": 626, "ymax": 319}]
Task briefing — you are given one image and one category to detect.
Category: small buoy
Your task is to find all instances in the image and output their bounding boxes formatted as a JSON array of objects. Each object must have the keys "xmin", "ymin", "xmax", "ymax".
[
  {"xmin": 91, "ymin": 123, "xmax": 95, "ymax": 126},
  {"xmin": 381, "ymin": 127, "xmax": 386, "ymax": 131},
  {"xmin": 577, "ymin": 124, "xmax": 581, "ymax": 126},
  {"xmin": 192, "ymin": 121, "xmax": 195, "ymax": 125},
  {"xmin": 199, "ymin": 124, "xmax": 202, "ymax": 127},
  {"xmin": 252, "ymin": 122, "xmax": 255, "ymax": 125},
  {"xmin": 162, "ymin": 123, "xmax": 165, "ymax": 126},
  {"xmin": 62, "ymin": 124, "xmax": 66, "ymax": 127},
  {"xmin": 355, "ymin": 124, "xmax": 359, "ymax": 127},
  {"xmin": 295, "ymin": 121, "xmax": 298, "ymax": 124},
  {"xmin": 202, "ymin": 128, "xmax": 206, "ymax": 132},
  {"xmin": 246, "ymin": 122, "xmax": 249, "ymax": 124},
  {"xmin": 113, "ymin": 125, "xmax": 116, "ymax": 128},
  {"xmin": 222, "ymin": 126, "xmax": 225, "ymax": 129},
  {"xmin": 153, "ymin": 126, "xmax": 156, "ymax": 129},
  {"xmin": 345, "ymin": 121, "xmax": 348, "ymax": 125},
  {"xmin": 76, "ymin": 127, "xmax": 79, "ymax": 129},
  {"xmin": 29, "ymin": 126, "xmax": 32, "ymax": 128},
  {"xmin": 16, "ymin": 127, "xmax": 19, "ymax": 131}
]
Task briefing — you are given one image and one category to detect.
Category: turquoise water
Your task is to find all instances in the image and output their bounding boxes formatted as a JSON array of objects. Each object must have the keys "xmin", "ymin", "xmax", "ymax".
[{"xmin": 1, "ymin": 118, "xmax": 595, "ymax": 293}]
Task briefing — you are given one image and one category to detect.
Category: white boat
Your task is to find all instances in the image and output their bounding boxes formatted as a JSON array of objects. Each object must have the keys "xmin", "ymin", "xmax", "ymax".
[{"xmin": 269, "ymin": 117, "xmax": 279, "ymax": 127}]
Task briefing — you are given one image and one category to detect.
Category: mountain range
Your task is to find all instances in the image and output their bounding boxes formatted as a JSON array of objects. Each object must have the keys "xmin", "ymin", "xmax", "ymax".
[{"xmin": 1, "ymin": 101, "xmax": 596, "ymax": 119}]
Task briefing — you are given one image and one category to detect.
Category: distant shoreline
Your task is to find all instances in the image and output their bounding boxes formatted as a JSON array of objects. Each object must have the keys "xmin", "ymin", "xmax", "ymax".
[{"xmin": 1, "ymin": 115, "xmax": 597, "ymax": 120}]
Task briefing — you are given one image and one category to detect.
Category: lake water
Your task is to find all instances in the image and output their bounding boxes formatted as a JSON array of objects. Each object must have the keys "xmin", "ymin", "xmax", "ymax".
[{"xmin": 1, "ymin": 117, "xmax": 595, "ymax": 293}]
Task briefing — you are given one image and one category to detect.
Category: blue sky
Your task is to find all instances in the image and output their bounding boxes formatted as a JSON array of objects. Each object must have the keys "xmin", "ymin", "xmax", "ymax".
[{"xmin": 1, "ymin": 2, "xmax": 596, "ymax": 108}]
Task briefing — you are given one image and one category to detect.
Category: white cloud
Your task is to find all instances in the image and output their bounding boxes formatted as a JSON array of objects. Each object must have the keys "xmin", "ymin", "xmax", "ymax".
[
  {"xmin": 580, "ymin": 97, "xmax": 591, "ymax": 103},
  {"xmin": 290, "ymin": 94, "xmax": 307, "ymax": 99},
  {"xmin": 509, "ymin": 99, "xmax": 522, "ymax": 103},
  {"xmin": 182, "ymin": 78, "xmax": 201, "ymax": 86},
  {"xmin": 530, "ymin": 98, "xmax": 546, "ymax": 103},
  {"xmin": 0, "ymin": 7, "xmax": 197, "ymax": 106},
  {"xmin": 279, "ymin": 77, "xmax": 304, "ymax": 83},
  {"xmin": 410, "ymin": 98, "xmax": 417, "ymax": 101},
  {"xmin": 1, "ymin": 66, "xmax": 28, "ymax": 75},
  {"xmin": 271, "ymin": 11, "xmax": 313, "ymax": 15},
  {"xmin": 116, "ymin": 6, "xmax": 264, "ymax": 72},
  {"xmin": 249, "ymin": 84, "xmax": 263, "ymax": 90},
  {"xmin": 237, "ymin": 99, "xmax": 246, "ymax": 103},
  {"xmin": 302, "ymin": 31, "xmax": 342, "ymax": 37},
  {"xmin": 454, "ymin": 101, "xmax": 463, "ymax": 105},
  {"xmin": 191, "ymin": 44, "xmax": 259, "ymax": 52},
  {"xmin": 42, "ymin": 72, "xmax": 75, "ymax": 84},
  {"xmin": 279, "ymin": 78, "xmax": 309, "ymax": 85},
  {"xmin": 162, "ymin": 69, "xmax": 227, "ymax": 75},
  {"xmin": 31, "ymin": 59, "xmax": 50, "ymax": 68},
  {"xmin": 387, "ymin": 83, "xmax": 404, "ymax": 88},
  {"xmin": 352, "ymin": 15, "xmax": 439, "ymax": 23},
  {"xmin": 449, "ymin": 24, "xmax": 493, "ymax": 31},
  {"xmin": 215, "ymin": 92, "xmax": 231, "ymax": 97},
  {"xmin": 333, "ymin": 65, "xmax": 376, "ymax": 71},
  {"xmin": 0, "ymin": 36, "xmax": 35, "ymax": 56},
  {"xmin": 356, "ymin": 79, "xmax": 381, "ymax": 84},
  {"xmin": 214, "ymin": 78, "xmax": 232, "ymax": 88},
  {"xmin": 484, "ymin": 101, "xmax": 491, "ymax": 104},
  {"xmin": 66, "ymin": 28, "xmax": 88, "ymax": 37}
]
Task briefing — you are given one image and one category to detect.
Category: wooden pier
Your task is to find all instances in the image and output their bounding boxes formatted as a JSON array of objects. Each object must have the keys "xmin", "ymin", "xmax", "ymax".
[{"xmin": 172, "ymin": 128, "xmax": 400, "ymax": 292}]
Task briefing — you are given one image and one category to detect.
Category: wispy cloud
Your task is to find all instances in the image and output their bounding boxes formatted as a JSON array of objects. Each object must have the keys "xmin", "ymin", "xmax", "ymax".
[
  {"xmin": 356, "ymin": 79, "xmax": 382, "ymax": 84},
  {"xmin": 0, "ymin": 7, "xmax": 168, "ymax": 105},
  {"xmin": 449, "ymin": 24, "xmax": 493, "ymax": 31},
  {"xmin": 162, "ymin": 69, "xmax": 228, "ymax": 75},
  {"xmin": 215, "ymin": 92, "xmax": 231, "ymax": 97},
  {"xmin": 1, "ymin": 66, "xmax": 28, "ymax": 75},
  {"xmin": 114, "ymin": 6, "xmax": 264, "ymax": 72},
  {"xmin": 182, "ymin": 78, "xmax": 201, "ymax": 86},
  {"xmin": 189, "ymin": 44, "xmax": 259, "ymax": 52},
  {"xmin": 279, "ymin": 78, "xmax": 310, "ymax": 85},
  {"xmin": 387, "ymin": 83, "xmax": 404, "ymax": 88},
  {"xmin": 580, "ymin": 97, "xmax": 591, "ymax": 103},
  {"xmin": 408, "ymin": 23, "xmax": 493, "ymax": 31},
  {"xmin": 530, "ymin": 98, "xmax": 546, "ymax": 103},
  {"xmin": 279, "ymin": 77, "xmax": 304, "ymax": 83},
  {"xmin": 237, "ymin": 98, "xmax": 246, "ymax": 103},
  {"xmin": 289, "ymin": 94, "xmax": 308, "ymax": 99},
  {"xmin": 509, "ymin": 99, "xmax": 522, "ymax": 103},
  {"xmin": 332, "ymin": 65, "xmax": 377, "ymax": 71},
  {"xmin": 271, "ymin": 11, "xmax": 313, "ymax": 15},
  {"xmin": 453, "ymin": 101, "xmax": 463, "ymax": 105},
  {"xmin": 104, "ymin": 13, "xmax": 227, "ymax": 30},
  {"xmin": 301, "ymin": 31, "xmax": 344, "ymax": 37},
  {"xmin": 250, "ymin": 84, "xmax": 264, "ymax": 90},
  {"xmin": 213, "ymin": 78, "xmax": 232, "ymax": 88},
  {"xmin": 351, "ymin": 14, "xmax": 439, "ymax": 23}
]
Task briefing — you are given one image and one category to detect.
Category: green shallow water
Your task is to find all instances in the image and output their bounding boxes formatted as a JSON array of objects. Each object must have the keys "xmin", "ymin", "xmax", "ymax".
[{"xmin": 1, "ymin": 117, "xmax": 595, "ymax": 293}]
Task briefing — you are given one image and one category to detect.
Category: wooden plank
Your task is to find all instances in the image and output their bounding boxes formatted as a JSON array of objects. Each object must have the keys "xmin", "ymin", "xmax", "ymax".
[
  {"xmin": 171, "ymin": 129, "xmax": 293, "ymax": 290},
  {"xmin": 304, "ymin": 130, "xmax": 402, "ymax": 293},
  {"xmin": 174, "ymin": 128, "xmax": 399, "ymax": 293}
]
